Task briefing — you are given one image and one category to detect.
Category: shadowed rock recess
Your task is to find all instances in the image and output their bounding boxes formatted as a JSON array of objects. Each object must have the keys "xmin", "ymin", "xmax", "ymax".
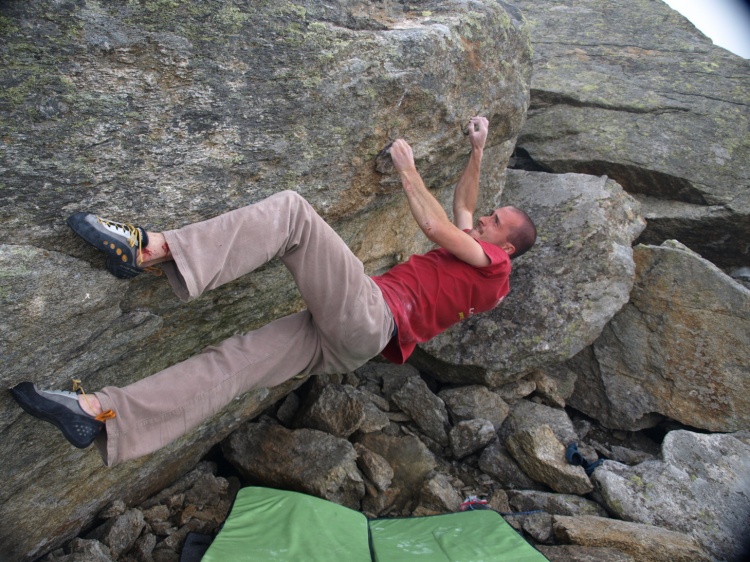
[{"xmin": 2, "ymin": 1, "xmax": 749, "ymax": 562}]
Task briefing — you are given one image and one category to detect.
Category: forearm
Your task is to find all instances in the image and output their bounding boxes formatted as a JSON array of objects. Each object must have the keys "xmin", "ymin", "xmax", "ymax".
[
  {"xmin": 399, "ymin": 168, "xmax": 453, "ymax": 241},
  {"xmin": 453, "ymin": 147, "xmax": 483, "ymax": 219}
]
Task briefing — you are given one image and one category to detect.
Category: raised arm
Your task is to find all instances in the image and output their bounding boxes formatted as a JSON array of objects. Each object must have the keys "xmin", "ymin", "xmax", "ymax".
[
  {"xmin": 453, "ymin": 116, "xmax": 488, "ymax": 231},
  {"xmin": 389, "ymin": 138, "xmax": 490, "ymax": 268}
]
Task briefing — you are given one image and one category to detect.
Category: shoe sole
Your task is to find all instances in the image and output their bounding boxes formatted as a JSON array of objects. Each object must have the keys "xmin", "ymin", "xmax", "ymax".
[{"xmin": 10, "ymin": 382, "xmax": 102, "ymax": 449}]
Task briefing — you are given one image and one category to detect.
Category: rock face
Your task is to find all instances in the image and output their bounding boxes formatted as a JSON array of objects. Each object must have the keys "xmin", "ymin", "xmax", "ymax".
[
  {"xmin": 552, "ymin": 515, "xmax": 710, "ymax": 562},
  {"xmin": 412, "ymin": 170, "xmax": 645, "ymax": 385},
  {"xmin": 223, "ymin": 422, "xmax": 365, "ymax": 509},
  {"xmin": 0, "ymin": 1, "xmax": 532, "ymax": 559},
  {"xmin": 592, "ymin": 431, "xmax": 750, "ymax": 562},
  {"xmin": 568, "ymin": 241, "xmax": 750, "ymax": 432},
  {"xmin": 511, "ymin": 0, "xmax": 750, "ymax": 271}
]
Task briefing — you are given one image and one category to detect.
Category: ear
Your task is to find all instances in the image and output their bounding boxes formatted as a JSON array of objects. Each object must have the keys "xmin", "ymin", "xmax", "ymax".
[{"xmin": 501, "ymin": 241, "xmax": 516, "ymax": 256}]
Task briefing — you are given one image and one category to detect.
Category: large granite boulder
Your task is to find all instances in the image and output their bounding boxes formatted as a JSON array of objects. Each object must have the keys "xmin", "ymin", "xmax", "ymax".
[
  {"xmin": 411, "ymin": 170, "xmax": 645, "ymax": 385},
  {"xmin": 567, "ymin": 241, "xmax": 750, "ymax": 432},
  {"xmin": 510, "ymin": 0, "xmax": 750, "ymax": 270},
  {"xmin": 592, "ymin": 430, "xmax": 750, "ymax": 562},
  {"xmin": 0, "ymin": 1, "xmax": 532, "ymax": 559}
]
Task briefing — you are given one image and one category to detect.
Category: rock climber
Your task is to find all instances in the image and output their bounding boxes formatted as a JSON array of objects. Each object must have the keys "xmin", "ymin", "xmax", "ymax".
[{"xmin": 11, "ymin": 116, "xmax": 536, "ymax": 466}]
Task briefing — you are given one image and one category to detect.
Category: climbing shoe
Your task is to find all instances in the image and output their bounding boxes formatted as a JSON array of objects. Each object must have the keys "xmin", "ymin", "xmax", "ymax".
[
  {"xmin": 10, "ymin": 382, "xmax": 114, "ymax": 449},
  {"xmin": 67, "ymin": 212, "xmax": 149, "ymax": 279}
]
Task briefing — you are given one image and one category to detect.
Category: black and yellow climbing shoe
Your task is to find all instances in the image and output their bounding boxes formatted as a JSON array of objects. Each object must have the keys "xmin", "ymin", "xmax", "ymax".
[{"xmin": 67, "ymin": 212, "xmax": 149, "ymax": 279}]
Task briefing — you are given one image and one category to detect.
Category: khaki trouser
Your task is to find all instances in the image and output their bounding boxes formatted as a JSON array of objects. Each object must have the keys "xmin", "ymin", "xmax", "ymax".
[{"xmin": 95, "ymin": 191, "xmax": 395, "ymax": 466}]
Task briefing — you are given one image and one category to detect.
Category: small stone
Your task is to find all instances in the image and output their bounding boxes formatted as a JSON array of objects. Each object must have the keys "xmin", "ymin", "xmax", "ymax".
[
  {"xmin": 142, "ymin": 505, "xmax": 171, "ymax": 526},
  {"xmin": 354, "ymin": 443, "xmax": 393, "ymax": 492},
  {"xmin": 449, "ymin": 418, "xmax": 496, "ymax": 459},
  {"xmin": 131, "ymin": 533, "xmax": 157, "ymax": 562},
  {"xmin": 99, "ymin": 500, "xmax": 127, "ymax": 520}
]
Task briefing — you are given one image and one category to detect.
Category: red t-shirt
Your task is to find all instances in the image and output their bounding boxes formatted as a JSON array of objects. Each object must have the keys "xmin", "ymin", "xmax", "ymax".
[{"xmin": 371, "ymin": 236, "xmax": 511, "ymax": 364}]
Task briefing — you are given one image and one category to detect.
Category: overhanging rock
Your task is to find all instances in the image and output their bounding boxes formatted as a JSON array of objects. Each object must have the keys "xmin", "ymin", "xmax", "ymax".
[{"xmin": 0, "ymin": 1, "xmax": 532, "ymax": 560}]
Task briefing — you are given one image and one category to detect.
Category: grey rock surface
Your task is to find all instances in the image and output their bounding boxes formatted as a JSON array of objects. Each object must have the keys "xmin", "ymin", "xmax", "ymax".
[
  {"xmin": 500, "ymin": 399, "xmax": 580, "ymax": 451},
  {"xmin": 506, "ymin": 425, "xmax": 594, "ymax": 495},
  {"xmin": 295, "ymin": 384, "xmax": 367, "ymax": 438},
  {"xmin": 417, "ymin": 473, "xmax": 463, "ymax": 514},
  {"xmin": 0, "ymin": 1, "xmax": 531, "ymax": 558},
  {"xmin": 223, "ymin": 422, "xmax": 365, "ymax": 509},
  {"xmin": 511, "ymin": 0, "xmax": 750, "ymax": 270},
  {"xmin": 354, "ymin": 443, "xmax": 393, "ymax": 493},
  {"xmin": 390, "ymin": 373, "xmax": 451, "ymax": 446},
  {"xmin": 449, "ymin": 418, "xmax": 496, "ymax": 459},
  {"xmin": 438, "ymin": 385, "xmax": 510, "ymax": 430},
  {"xmin": 507, "ymin": 490, "xmax": 608, "ymax": 517},
  {"xmin": 552, "ymin": 515, "xmax": 710, "ymax": 562},
  {"xmin": 592, "ymin": 430, "xmax": 750, "ymax": 562},
  {"xmin": 568, "ymin": 241, "xmax": 750, "ymax": 431},
  {"xmin": 479, "ymin": 440, "xmax": 548, "ymax": 491},
  {"xmin": 356, "ymin": 432, "xmax": 437, "ymax": 510},
  {"xmin": 537, "ymin": 545, "xmax": 635, "ymax": 562},
  {"xmin": 86, "ymin": 509, "xmax": 145, "ymax": 559},
  {"xmin": 412, "ymin": 171, "xmax": 644, "ymax": 385}
]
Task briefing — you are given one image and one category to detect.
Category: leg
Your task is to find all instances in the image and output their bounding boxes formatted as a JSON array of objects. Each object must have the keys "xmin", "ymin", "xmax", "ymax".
[
  {"xmin": 162, "ymin": 191, "xmax": 393, "ymax": 367},
  {"xmin": 95, "ymin": 311, "xmax": 324, "ymax": 466},
  {"xmin": 16, "ymin": 191, "xmax": 393, "ymax": 464}
]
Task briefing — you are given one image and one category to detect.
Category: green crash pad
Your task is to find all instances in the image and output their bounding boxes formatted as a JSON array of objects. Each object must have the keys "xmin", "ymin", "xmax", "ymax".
[{"xmin": 201, "ymin": 487, "xmax": 549, "ymax": 562}]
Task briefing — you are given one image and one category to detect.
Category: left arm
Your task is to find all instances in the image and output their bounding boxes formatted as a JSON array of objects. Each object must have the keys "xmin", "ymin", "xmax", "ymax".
[
  {"xmin": 453, "ymin": 116, "xmax": 488, "ymax": 230},
  {"xmin": 390, "ymin": 139, "xmax": 490, "ymax": 267}
]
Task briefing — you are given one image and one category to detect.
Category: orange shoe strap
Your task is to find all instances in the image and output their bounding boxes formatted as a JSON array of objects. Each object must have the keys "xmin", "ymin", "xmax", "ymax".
[{"xmin": 72, "ymin": 379, "xmax": 116, "ymax": 421}]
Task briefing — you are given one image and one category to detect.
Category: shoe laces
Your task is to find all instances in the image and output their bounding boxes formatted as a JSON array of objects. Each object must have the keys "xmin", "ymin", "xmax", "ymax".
[
  {"xmin": 72, "ymin": 379, "xmax": 116, "ymax": 422},
  {"xmin": 97, "ymin": 217, "xmax": 163, "ymax": 276},
  {"xmin": 97, "ymin": 217, "xmax": 145, "ymax": 266}
]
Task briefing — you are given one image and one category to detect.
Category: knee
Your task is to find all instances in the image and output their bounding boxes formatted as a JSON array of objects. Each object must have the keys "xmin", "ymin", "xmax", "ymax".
[
  {"xmin": 277, "ymin": 190, "xmax": 307, "ymax": 206},
  {"xmin": 268, "ymin": 190, "xmax": 310, "ymax": 214}
]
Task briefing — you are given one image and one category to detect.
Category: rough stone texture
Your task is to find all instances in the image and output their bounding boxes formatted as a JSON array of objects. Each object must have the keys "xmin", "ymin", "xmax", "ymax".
[
  {"xmin": 449, "ymin": 418, "xmax": 496, "ymax": 459},
  {"xmin": 537, "ymin": 545, "xmax": 635, "ymax": 562},
  {"xmin": 520, "ymin": 512, "xmax": 554, "ymax": 544},
  {"xmin": 416, "ymin": 472, "xmax": 463, "ymax": 514},
  {"xmin": 479, "ymin": 440, "xmax": 547, "ymax": 491},
  {"xmin": 87, "ymin": 509, "xmax": 145, "ymax": 559},
  {"xmin": 389, "ymin": 373, "xmax": 451, "ymax": 446},
  {"xmin": 494, "ymin": 378, "xmax": 536, "ymax": 402},
  {"xmin": 506, "ymin": 425, "xmax": 594, "ymax": 495},
  {"xmin": 0, "ymin": 1, "xmax": 532, "ymax": 559},
  {"xmin": 222, "ymin": 422, "xmax": 364, "ymax": 509},
  {"xmin": 356, "ymin": 432, "xmax": 437, "ymax": 510},
  {"xmin": 294, "ymin": 384, "xmax": 367, "ymax": 438},
  {"xmin": 592, "ymin": 430, "xmax": 750, "ymax": 562},
  {"xmin": 438, "ymin": 385, "xmax": 510, "ymax": 429},
  {"xmin": 412, "ymin": 171, "xmax": 644, "ymax": 385},
  {"xmin": 552, "ymin": 515, "xmax": 710, "ymax": 562},
  {"xmin": 511, "ymin": 0, "xmax": 750, "ymax": 270},
  {"xmin": 354, "ymin": 442, "xmax": 393, "ymax": 493},
  {"xmin": 568, "ymin": 241, "xmax": 750, "ymax": 431},
  {"xmin": 499, "ymin": 399, "xmax": 581, "ymax": 452},
  {"xmin": 44, "ymin": 539, "xmax": 115, "ymax": 562},
  {"xmin": 507, "ymin": 490, "xmax": 608, "ymax": 518}
]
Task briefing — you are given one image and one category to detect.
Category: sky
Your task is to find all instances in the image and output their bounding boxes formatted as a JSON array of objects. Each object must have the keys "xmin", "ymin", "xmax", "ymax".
[{"xmin": 661, "ymin": 0, "xmax": 750, "ymax": 58}]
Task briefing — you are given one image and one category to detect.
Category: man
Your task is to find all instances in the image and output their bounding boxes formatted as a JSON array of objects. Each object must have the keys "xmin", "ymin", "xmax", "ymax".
[{"xmin": 11, "ymin": 116, "xmax": 536, "ymax": 466}]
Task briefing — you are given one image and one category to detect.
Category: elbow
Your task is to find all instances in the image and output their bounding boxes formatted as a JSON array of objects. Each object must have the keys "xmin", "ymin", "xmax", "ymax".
[{"xmin": 422, "ymin": 222, "xmax": 449, "ymax": 245}]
